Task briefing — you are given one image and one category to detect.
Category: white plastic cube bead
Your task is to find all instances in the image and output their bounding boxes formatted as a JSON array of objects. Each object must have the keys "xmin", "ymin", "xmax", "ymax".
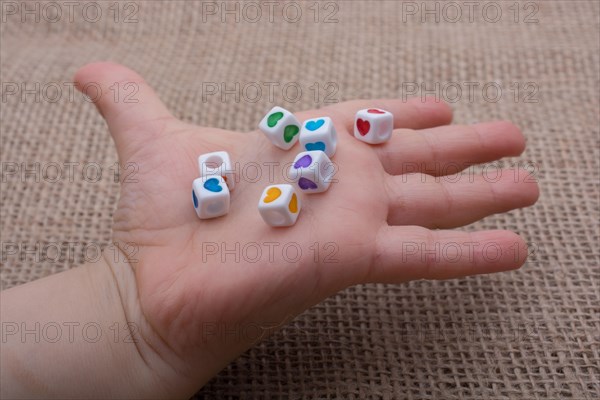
[
  {"xmin": 288, "ymin": 150, "xmax": 334, "ymax": 194},
  {"xmin": 354, "ymin": 108, "xmax": 393, "ymax": 144},
  {"xmin": 198, "ymin": 151, "xmax": 235, "ymax": 191},
  {"xmin": 192, "ymin": 176, "xmax": 230, "ymax": 219},
  {"xmin": 299, "ymin": 116, "xmax": 337, "ymax": 157},
  {"xmin": 258, "ymin": 106, "xmax": 301, "ymax": 150},
  {"xmin": 258, "ymin": 184, "xmax": 301, "ymax": 227}
]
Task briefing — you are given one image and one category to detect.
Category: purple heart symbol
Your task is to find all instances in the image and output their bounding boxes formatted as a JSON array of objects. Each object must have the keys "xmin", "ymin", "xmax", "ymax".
[
  {"xmin": 298, "ymin": 177, "xmax": 318, "ymax": 190},
  {"xmin": 294, "ymin": 154, "xmax": 312, "ymax": 169}
]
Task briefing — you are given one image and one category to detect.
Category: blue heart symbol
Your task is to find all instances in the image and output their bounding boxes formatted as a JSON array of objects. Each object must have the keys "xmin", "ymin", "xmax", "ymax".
[
  {"xmin": 192, "ymin": 190, "xmax": 198, "ymax": 208},
  {"xmin": 305, "ymin": 119, "xmax": 325, "ymax": 131},
  {"xmin": 305, "ymin": 141, "xmax": 326, "ymax": 152},
  {"xmin": 203, "ymin": 178, "xmax": 223, "ymax": 193}
]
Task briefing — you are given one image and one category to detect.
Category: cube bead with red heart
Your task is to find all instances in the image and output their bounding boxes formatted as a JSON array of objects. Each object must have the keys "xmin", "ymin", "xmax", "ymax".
[{"xmin": 353, "ymin": 108, "xmax": 393, "ymax": 144}]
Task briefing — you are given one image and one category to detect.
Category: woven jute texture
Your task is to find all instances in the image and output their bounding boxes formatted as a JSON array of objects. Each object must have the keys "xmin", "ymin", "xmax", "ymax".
[{"xmin": 1, "ymin": 1, "xmax": 599, "ymax": 398}]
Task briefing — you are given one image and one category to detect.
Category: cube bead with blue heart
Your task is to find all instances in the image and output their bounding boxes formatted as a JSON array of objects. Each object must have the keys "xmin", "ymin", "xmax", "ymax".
[
  {"xmin": 354, "ymin": 108, "xmax": 393, "ymax": 144},
  {"xmin": 198, "ymin": 151, "xmax": 235, "ymax": 191},
  {"xmin": 299, "ymin": 116, "xmax": 337, "ymax": 158},
  {"xmin": 192, "ymin": 175, "xmax": 230, "ymax": 219},
  {"xmin": 288, "ymin": 150, "xmax": 335, "ymax": 194},
  {"xmin": 258, "ymin": 106, "xmax": 301, "ymax": 150}
]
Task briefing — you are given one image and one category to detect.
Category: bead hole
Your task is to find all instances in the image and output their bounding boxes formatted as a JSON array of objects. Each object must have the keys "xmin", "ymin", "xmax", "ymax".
[{"xmin": 205, "ymin": 155, "xmax": 224, "ymax": 170}]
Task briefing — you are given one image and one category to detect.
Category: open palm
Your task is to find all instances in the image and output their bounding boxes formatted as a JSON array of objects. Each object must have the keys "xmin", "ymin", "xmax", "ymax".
[{"xmin": 75, "ymin": 63, "xmax": 538, "ymax": 395}]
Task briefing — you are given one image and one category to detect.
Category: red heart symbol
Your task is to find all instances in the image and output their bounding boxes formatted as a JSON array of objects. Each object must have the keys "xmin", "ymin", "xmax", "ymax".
[
  {"xmin": 367, "ymin": 109, "xmax": 385, "ymax": 114},
  {"xmin": 356, "ymin": 119, "xmax": 370, "ymax": 136}
]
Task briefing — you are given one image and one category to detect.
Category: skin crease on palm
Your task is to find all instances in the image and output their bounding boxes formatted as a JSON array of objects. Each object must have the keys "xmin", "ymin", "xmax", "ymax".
[{"xmin": 70, "ymin": 62, "xmax": 539, "ymax": 396}]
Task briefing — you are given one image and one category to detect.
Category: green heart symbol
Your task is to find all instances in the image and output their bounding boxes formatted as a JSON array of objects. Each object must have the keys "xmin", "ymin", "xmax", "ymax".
[
  {"xmin": 267, "ymin": 112, "xmax": 284, "ymax": 128},
  {"xmin": 283, "ymin": 125, "xmax": 299, "ymax": 143}
]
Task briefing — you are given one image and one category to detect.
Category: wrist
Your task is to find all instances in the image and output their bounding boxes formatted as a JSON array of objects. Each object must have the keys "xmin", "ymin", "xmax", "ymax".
[{"xmin": 0, "ymin": 247, "xmax": 174, "ymax": 399}]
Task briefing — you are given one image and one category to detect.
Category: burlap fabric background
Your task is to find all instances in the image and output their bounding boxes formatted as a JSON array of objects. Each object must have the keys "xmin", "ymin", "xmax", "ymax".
[{"xmin": 1, "ymin": 1, "xmax": 599, "ymax": 398}]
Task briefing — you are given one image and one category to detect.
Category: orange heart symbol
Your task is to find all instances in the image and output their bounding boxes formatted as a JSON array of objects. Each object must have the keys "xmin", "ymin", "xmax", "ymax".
[
  {"xmin": 288, "ymin": 193, "xmax": 298, "ymax": 213},
  {"xmin": 264, "ymin": 187, "xmax": 281, "ymax": 203}
]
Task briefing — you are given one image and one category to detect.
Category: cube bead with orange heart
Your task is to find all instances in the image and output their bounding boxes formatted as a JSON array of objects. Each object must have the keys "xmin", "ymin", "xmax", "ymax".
[{"xmin": 258, "ymin": 184, "xmax": 301, "ymax": 227}]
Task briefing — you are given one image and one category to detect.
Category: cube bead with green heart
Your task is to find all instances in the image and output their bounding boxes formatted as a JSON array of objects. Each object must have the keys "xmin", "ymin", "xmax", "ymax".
[{"xmin": 258, "ymin": 106, "xmax": 301, "ymax": 150}]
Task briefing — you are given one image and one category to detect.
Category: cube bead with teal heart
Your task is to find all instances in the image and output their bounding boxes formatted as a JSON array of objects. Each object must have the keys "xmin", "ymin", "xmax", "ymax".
[{"xmin": 299, "ymin": 116, "xmax": 337, "ymax": 158}]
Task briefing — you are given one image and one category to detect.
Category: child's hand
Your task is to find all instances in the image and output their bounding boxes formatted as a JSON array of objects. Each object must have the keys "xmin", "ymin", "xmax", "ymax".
[{"xmin": 74, "ymin": 62, "xmax": 539, "ymax": 396}]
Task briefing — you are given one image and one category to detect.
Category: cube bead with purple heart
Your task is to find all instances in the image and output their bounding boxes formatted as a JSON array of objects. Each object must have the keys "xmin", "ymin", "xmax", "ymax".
[
  {"xmin": 258, "ymin": 106, "xmax": 301, "ymax": 150},
  {"xmin": 299, "ymin": 116, "xmax": 337, "ymax": 158},
  {"xmin": 354, "ymin": 108, "xmax": 393, "ymax": 144},
  {"xmin": 197, "ymin": 151, "xmax": 235, "ymax": 191},
  {"xmin": 192, "ymin": 175, "xmax": 230, "ymax": 219},
  {"xmin": 288, "ymin": 150, "xmax": 334, "ymax": 194}
]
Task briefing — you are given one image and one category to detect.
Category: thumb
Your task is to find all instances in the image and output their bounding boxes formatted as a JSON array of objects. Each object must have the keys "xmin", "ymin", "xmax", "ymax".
[{"xmin": 74, "ymin": 62, "xmax": 175, "ymax": 160}]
